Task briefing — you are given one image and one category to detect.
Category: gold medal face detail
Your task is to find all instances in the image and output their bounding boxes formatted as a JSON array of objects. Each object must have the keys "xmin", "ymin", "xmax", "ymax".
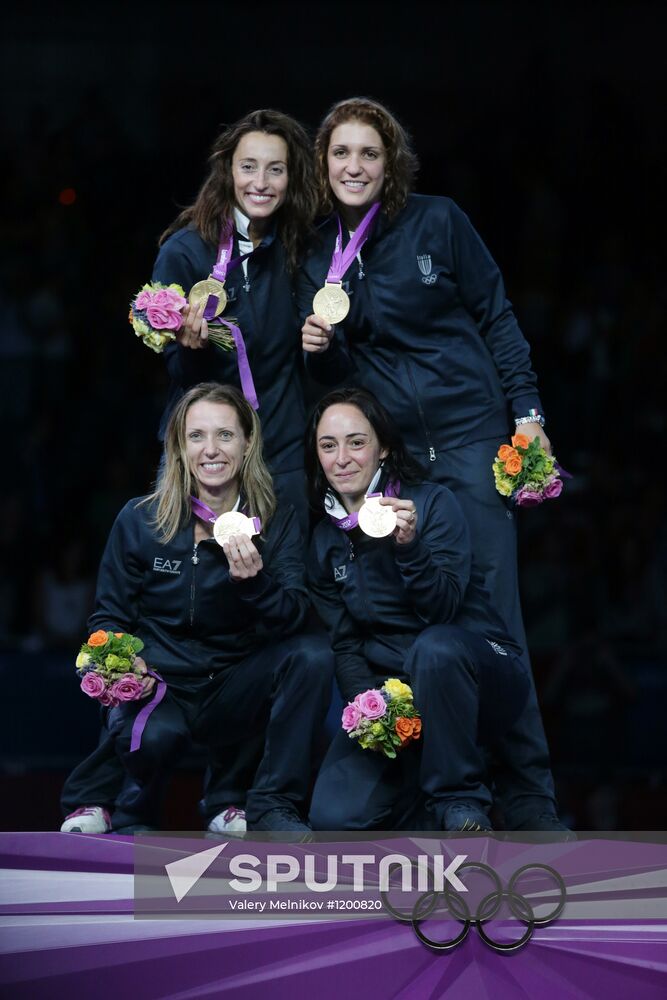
[
  {"xmin": 189, "ymin": 278, "xmax": 228, "ymax": 317},
  {"xmin": 213, "ymin": 511, "xmax": 258, "ymax": 547},
  {"xmin": 358, "ymin": 496, "xmax": 397, "ymax": 538},
  {"xmin": 313, "ymin": 282, "xmax": 350, "ymax": 325}
]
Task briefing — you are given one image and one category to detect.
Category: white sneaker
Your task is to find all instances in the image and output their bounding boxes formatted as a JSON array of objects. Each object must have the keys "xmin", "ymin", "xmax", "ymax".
[
  {"xmin": 60, "ymin": 806, "xmax": 112, "ymax": 834},
  {"xmin": 207, "ymin": 806, "xmax": 247, "ymax": 834}
]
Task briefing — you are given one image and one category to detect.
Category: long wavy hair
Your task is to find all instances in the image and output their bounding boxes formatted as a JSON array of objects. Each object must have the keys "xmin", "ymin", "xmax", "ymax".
[
  {"xmin": 144, "ymin": 383, "xmax": 276, "ymax": 542},
  {"xmin": 314, "ymin": 97, "xmax": 419, "ymax": 219},
  {"xmin": 160, "ymin": 110, "xmax": 317, "ymax": 272},
  {"xmin": 305, "ymin": 387, "xmax": 424, "ymax": 512}
]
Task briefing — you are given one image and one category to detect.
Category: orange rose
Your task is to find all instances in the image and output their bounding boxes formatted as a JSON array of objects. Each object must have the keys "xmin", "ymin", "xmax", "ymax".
[
  {"xmin": 511, "ymin": 433, "xmax": 531, "ymax": 450},
  {"xmin": 498, "ymin": 444, "xmax": 514, "ymax": 461},
  {"xmin": 505, "ymin": 454, "xmax": 523, "ymax": 475},
  {"xmin": 395, "ymin": 717, "xmax": 417, "ymax": 745},
  {"xmin": 412, "ymin": 718, "xmax": 422, "ymax": 740},
  {"xmin": 87, "ymin": 630, "xmax": 110, "ymax": 647},
  {"xmin": 114, "ymin": 632, "xmax": 124, "ymax": 638}
]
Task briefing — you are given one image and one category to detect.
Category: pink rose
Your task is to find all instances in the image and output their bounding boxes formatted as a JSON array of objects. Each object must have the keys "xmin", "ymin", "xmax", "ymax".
[
  {"xmin": 80, "ymin": 672, "xmax": 106, "ymax": 699},
  {"xmin": 134, "ymin": 290, "xmax": 154, "ymax": 311},
  {"xmin": 153, "ymin": 288, "xmax": 186, "ymax": 310},
  {"xmin": 146, "ymin": 302, "xmax": 184, "ymax": 331},
  {"xmin": 341, "ymin": 703, "xmax": 362, "ymax": 732},
  {"xmin": 543, "ymin": 476, "xmax": 563, "ymax": 499},
  {"xmin": 514, "ymin": 487, "xmax": 543, "ymax": 507},
  {"xmin": 355, "ymin": 689, "xmax": 387, "ymax": 720},
  {"xmin": 98, "ymin": 688, "xmax": 120, "ymax": 707},
  {"xmin": 109, "ymin": 674, "xmax": 144, "ymax": 702}
]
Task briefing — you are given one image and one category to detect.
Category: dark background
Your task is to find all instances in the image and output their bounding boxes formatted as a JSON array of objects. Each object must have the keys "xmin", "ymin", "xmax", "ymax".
[{"xmin": 1, "ymin": 1, "xmax": 665, "ymax": 831}]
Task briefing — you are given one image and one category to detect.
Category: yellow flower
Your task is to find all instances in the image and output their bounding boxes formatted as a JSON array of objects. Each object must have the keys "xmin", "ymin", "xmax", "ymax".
[
  {"xmin": 144, "ymin": 331, "xmax": 173, "ymax": 354},
  {"xmin": 493, "ymin": 469, "xmax": 513, "ymax": 496},
  {"xmin": 383, "ymin": 678, "xmax": 413, "ymax": 700},
  {"xmin": 132, "ymin": 318, "xmax": 149, "ymax": 337},
  {"xmin": 168, "ymin": 283, "xmax": 186, "ymax": 297},
  {"xmin": 76, "ymin": 651, "xmax": 91, "ymax": 669}
]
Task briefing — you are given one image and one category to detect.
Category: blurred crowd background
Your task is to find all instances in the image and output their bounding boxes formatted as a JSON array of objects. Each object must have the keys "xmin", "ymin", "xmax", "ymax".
[{"xmin": 2, "ymin": 2, "xmax": 665, "ymax": 830}]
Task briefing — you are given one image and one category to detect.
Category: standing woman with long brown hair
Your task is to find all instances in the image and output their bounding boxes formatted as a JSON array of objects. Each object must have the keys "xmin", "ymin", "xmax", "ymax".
[
  {"xmin": 155, "ymin": 108, "xmax": 317, "ymax": 534},
  {"xmin": 298, "ymin": 96, "xmax": 568, "ymax": 833}
]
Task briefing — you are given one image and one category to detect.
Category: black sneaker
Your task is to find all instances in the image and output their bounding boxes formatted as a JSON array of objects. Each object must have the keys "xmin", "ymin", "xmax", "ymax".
[
  {"xmin": 248, "ymin": 808, "xmax": 312, "ymax": 834},
  {"xmin": 508, "ymin": 812, "xmax": 576, "ymax": 837},
  {"xmin": 442, "ymin": 801, "xmax": 493, "ymax": 832}
]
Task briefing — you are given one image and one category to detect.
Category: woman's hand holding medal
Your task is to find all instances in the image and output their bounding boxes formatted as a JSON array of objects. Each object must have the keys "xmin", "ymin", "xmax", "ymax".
[
  {"xmin": 222, "ymin": 533, "xmax": 263, "ymax": 580},
  {"xmin": 302, "ymin": 313, "xmax": 334, "ymax": 353},
  {"xmin": 177, "ymin": 297, "xmax": 210, "ymax": 350},
  {"xmin": 304, "ymin": 203, "xmax": 380, "ymax": 354},
  {"xmin": 379, "ymin": 497, "xmax": 418, "ymax": 545}
]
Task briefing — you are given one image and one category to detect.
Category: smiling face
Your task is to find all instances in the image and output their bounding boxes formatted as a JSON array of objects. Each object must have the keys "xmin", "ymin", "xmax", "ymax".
[
  {"xmin": 327, "ymin": 121, "xmax": 386, "ymax": 227},
  {"xmin": 231, "ymin": 131, "xmax": 289, "ymax": 227},
  {"xmin": 185, "ymin": 400, "xmax": 248, "ymax": 499},
  {"xmin": 316, "ymin": 403, "xmax": 388, "ymax": 512}
]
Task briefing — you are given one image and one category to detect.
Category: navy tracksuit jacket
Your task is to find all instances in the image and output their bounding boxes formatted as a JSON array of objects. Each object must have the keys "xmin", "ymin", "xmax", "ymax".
[{"xmin": 154, "ymin": 225, "xmax": 306, "ymax": 479}]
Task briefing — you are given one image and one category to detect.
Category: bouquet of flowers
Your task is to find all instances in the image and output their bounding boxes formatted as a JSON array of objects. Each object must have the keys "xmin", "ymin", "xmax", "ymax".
[
  {"xmin": 128, "ymin": 282, "xmax": 234, "ymax": 354},
  {"xmin": 492, "ymin": 433, "xmax": 564, "ymax": 507},
  {"xmin": 341, "ymin": 678, "xmax": 422, "ymax": 758},
  {"xmin": 76, "ymin": 630, "xmax": 148, "ymax": 707}
]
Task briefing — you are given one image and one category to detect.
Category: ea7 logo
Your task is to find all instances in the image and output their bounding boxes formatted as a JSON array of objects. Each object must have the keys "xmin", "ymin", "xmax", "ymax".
[
  {"xmin": 417, "ymin": 254, "xmax": 437, "ymax": 285},
  {"xmin": 153, "ymin": 558, "xmax": 182, "ymax": 575},
  {"xmin": 334, "ymin": 565, "xmax": 347, "ymax": 582}
]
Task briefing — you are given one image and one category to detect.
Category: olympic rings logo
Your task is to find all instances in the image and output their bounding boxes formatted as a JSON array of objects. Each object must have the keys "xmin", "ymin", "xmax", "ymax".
[{"xmin": 381, "ymin": 861, "xmax": 566, "ymax": 953}]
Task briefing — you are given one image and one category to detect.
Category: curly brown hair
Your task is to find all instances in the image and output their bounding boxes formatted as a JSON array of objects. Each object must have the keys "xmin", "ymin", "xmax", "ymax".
[
  {"xmin": 314, "ymin": 97, "xmax": 419, "ymax": 219},
  {"xmin": 160, "ymin": 110, "xmax": 317, "ymax": 272}
]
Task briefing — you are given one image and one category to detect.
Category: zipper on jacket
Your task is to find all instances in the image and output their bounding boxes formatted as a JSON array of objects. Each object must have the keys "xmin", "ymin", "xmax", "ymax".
[
  {"xmin": 190, "ymin": 543, "xmax": 199, "ymax": 626},
  {"xmin": 353, "ymin": 541, "xmax": 374, "ymax": 623},
  {"xmin": 349, "ymin": 539, "xmax": 355, "ymax": 561},
  {"xmin": 404, "ymin": 359, "xmax": 437, "ymax": 462},
  {"xmin": 362, "ymin": 270, "xmax": 438, "ymax": 460}
]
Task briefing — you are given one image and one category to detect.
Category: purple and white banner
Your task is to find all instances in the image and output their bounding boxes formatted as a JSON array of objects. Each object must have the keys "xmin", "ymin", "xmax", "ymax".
[{"xmin": 1, "ymin": 832, "xmax": 666, "ymax": 998}]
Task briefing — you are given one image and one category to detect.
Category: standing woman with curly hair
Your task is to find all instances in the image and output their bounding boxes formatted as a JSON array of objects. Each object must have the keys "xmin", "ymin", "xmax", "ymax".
[
  {"xmin": 155, "ymin": 109, "xmax": 318, "ymax": 533},
  {"xmin": 298, "ymin": 96, "xmax": 568, "ymax": 833}
]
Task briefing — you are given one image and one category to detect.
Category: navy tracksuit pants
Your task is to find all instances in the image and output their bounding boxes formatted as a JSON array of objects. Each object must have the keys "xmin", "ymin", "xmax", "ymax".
[
  {"xmin": 428, "ymin": 436, "xmax": 558, "ymax": 824},
  {"xmin": 63, "ymin": 634, "xmax": 333, "ymax": 828},
  {"xmin": 310, "ymin": 624, "xmax": 530, "ymax": 830}
]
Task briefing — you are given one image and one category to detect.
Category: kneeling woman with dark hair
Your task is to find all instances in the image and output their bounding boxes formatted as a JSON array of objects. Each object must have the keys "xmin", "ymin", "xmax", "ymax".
[
  {"xmin": 306, "ymin": 387, "xmax": 530, "ymax": 832},
  {"xmin": 62, "ymin": 382, "xmax": 333, "ymax": 834}
]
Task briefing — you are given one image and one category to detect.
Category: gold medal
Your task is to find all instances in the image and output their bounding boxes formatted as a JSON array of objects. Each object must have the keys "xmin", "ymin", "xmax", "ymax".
[
  {"xmin": 358, "ymin": 496, "xmax": 397, "ymax": 538},
  {"xmin": 213, "ymin": 511, "xmax": 259, "ymax": 547},
  {"xmin": 313, "ymin": 282, "xmax": 350, "ymax": 325},
  {"xmin": 189, "ymin": 277, "xmax": 228, "ymax": 317}
]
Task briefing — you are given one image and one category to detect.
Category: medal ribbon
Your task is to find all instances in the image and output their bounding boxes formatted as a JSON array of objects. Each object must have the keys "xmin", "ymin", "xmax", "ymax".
[
  {"xmin": 326, "ymin": 202, "xmax": 381, "ymax": 283},
  {"xmin": 190, "ymin": 496, "xmax": 261, "ymax": 534},
  {"xmin": 327, "ymin": 478, "xmax": 400, "ymax": 532},
  {"xmin": 130, "ymin": 669, "xmax": 167, "ymax": 753},
  {"xmin": 211, "ymin": 224, "xmax": 254, "ymax": 283},
  {"xmin": 200, "ymin": 222, "xmax": 260, "ymax": 410},
  {"xmin": 190, "ymin": 497, "xmax": 219, "ymax": 524}
]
